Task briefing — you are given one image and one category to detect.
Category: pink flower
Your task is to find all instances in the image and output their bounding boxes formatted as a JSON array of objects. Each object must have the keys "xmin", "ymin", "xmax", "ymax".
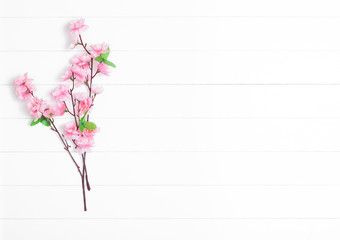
[
  {"xmin": 83, "ymin": 128, "xmax": 99, "ymax": 138},
  {"xmin": 69, "ymin": 19, "xmax": 88, "ymax": 36},
  {"xmin": 71, "ymin": 54, "xmax": 91, "ymax": 69},
  {"xmin": 75, "ymin": 135, "xmax": 94, "ymax": 153},
  {"xmin": 16, "ymin": 84, "xmax": 35, "ymax": 101},
  {"xmin": 14, "ymin": 73, "xmax": 33, "ymax": 86},
  {"xmin": 61, "ymin": 69, "xmax": 72, "ymax": 81},
  {"xmin": 62, "ymin": 66, "xmax": 87, "ymax": 84},
  {"xmin": 71, "ymin": 65, "xmax": 87, "ymax": 86},
  {"xmin": 78, "ymin": 97, "xmax": 93, "ymax": 116},
  {"xmin": 97, "ymin": 63, "xmax": 110, "ymax": 76},
  {"xmin": 63, "ymin": 122, "xmax": 80, "ymax": 140},
  {"xmin": 51, "ymin": 84, "xmax": 70, "ymax": 102},
  {"xmin": 69, "ymin": 37, "xmax": 79, "ymax": 49},
  {"xmin": 43, "ymin": 105, "xmax": 56, "ymax": 118},
  {"xmin": 27, "ymin": 97, "xmax": 48, "ymax": 121},
  {"xmin": 74, "ymin": 92, "xmax": 87, "ymax": 101},
  {"xmin": 90, "ymin": 43, "xmax": 109, "ymax": 57},
  {"xmin": 55, "ymin": 102, "xmax": 66, "ymax": 116},
  {"xmin": 92, "ymin": 85, "xmax": 104, "ymax": 94},
  {"xmin": 14, "ymin": 73, "xmax": 36, "ymax": 101}
]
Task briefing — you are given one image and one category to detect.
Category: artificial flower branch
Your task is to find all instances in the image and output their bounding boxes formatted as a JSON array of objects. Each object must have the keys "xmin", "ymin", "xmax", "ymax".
[{"xmin": 13, "ymin": 19, "xmax": 115, "ymax": 211}]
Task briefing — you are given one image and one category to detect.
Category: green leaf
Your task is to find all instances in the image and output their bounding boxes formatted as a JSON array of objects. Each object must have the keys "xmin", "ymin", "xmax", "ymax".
[
  {"xmin": 84, "ymin": 121, "xmax": 97, "ymax": 130},
  {"xmin": 81, "ymin": 110, "xmax": 89, "ymax": 122},
  {"xmin": 79, "ymin": 123, "xmax": 85, "ymax": 132},
  {"xmin": 103, "ymin": 59, "xmax": 116, "ymax": 68},
  {"xmin": 31, "ymin": 117, "xmax": 50, "ymax": 127},
  {"xmin": 95, "ymin": 56, "xmax": 103, "ymax": 62},
  {"xmin": 101, "ymin": 47, "xmax": 110, "ymax": 60},
  {"xmin": 95, "ymin": 48, "xmax": 110, "ymax": 62},
  {"xmin": 40, "ymin": 118, "xmax": 50, "ymax": 127},
  {"xmin": 30, "ymin": 119, "xmax": 40, "ymax": 126}
]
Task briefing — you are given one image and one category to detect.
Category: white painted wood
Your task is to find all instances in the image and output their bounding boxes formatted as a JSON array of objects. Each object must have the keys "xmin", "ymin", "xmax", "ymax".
[
  {"xmin": 1, "ymin": 152, "xmax": 340, "ymax": 186},
  {"xmin": 2, "ymin": 0, "xmax": 340, "ymax": 238},
  {"xmin": 1, "ymin": 186, "xmax": 340, "ymax": 218},
  {"xmin": 1, "ymin": 119, "xmax": 340, "ymax": 152},
  {"xmin": 2, "ymin": 51, "xmax": 340, "ymax": 85},
  {"xmin": 2, "ymin": 18, "xmax": 340, "ymax": 51},
  {"xmin": 3, "ymin": 85, "xmax": 340, "ymax": 119},
  {"xmin": 2, "ymin": 219, "xmax": 340, "ymax": 240},
  {"xmin": 1, "ymin": 0, "xmax": 340, "ymax": 17},
  {"xmin": 0, "ymin": 119, "xmax": 340, "ymax": 152}
]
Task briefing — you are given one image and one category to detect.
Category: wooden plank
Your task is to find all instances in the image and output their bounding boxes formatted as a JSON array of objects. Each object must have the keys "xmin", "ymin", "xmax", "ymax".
[
  {"xmin": 2, "ymin": 51, "xmax": 340, "ymax": 85},
  {"xmin": 0, "ymin": 119, "xmax": 340, "ymax": 152},
  {"xmin": 1, "ymin": 0, "xmax": 340, "ymax": 17},
  {"xmin": 1, "ymin": 152, "xmax": 340, "ymax": 186},
  {"xmin": 1, "ymin": 18, "xmax": 340, "ymax": 51},
  {"xmin": 1, "ymin": 186, "xmax": 340, "ymax": 218},
  {"xmin": 3, "ymin": 85, "xmax": 340, "ymax": 118},
  {"xmin": 1, "ymin": 219, "xmax": 340, "ymax": 240}
]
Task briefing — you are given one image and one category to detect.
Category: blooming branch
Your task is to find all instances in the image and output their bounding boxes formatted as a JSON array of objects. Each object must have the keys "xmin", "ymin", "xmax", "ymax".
[{"xmin": 13, "ymin": 19, "xmax": 116, "ymax": 211}]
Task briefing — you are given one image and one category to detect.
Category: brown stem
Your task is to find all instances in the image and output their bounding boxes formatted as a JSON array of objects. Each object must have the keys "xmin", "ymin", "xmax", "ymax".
[
  {"xmin": 79, "ymin": 35, "xmax": 91, "ymax": 55},
  {"xmin": 89, "ymin": 58, "xmax": 93, "ymax": 97},
  {"xmin": 69, "ymin": 79, "xmax": 79, "ymax": 129},
  {"xmin": 82, "ymin": 154, "xmax": 87, "ymax": 211},
  {"xmin": 63, "ymin": 101, "xmax": 74, "ymax": 116},
  {"xmin": 83, "ymin": 152, "xmax": 91, "ymax": 191},
  {"xmin": 92, "ymin": 70, "xmax": 99, "ymax": 79},
  {"xmin": 50, "ymin": 120, "xmax": 82, "ymax": 177}
]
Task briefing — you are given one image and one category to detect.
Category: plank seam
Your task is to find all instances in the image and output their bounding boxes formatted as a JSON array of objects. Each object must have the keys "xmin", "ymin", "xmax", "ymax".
[
  {"xmin": 1, "ymin": 217, "xmax": 340, "ymax": 220},
  {"xmin": 1, "ymin": 184, "xmax": 340, "ymax": 187}
]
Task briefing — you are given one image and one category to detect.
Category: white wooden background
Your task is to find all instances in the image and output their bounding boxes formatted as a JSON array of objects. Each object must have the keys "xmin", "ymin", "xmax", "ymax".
[{"xmin": 1, "ymin": 0, "xmax": 340, "ymax": 239}]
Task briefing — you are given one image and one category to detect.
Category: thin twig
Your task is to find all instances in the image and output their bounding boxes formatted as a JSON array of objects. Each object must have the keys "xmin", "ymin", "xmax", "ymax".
[
  {"xmin": 50, "ymin": 120, "xmax": 82, "ymax": 177},
  {"xmin": 63, "ymin": 101, "xmax": 74, "ymax": 116},
  {"xmin": 79, "ymin": 35, "xmax": 91, "ymax": 55}
]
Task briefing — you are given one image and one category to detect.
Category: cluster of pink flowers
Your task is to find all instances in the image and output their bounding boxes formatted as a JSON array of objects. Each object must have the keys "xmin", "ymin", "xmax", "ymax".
[
  {"xmin": 64, "ymin": 122, "xmax": 98, "ymax": 153},
  {"xmin": 14, "ymin": 73, "xmax": 36, "ymax": 101},
  {"xmin": 14, "ymin": 75, "xmax": 66, "ymax": 121},
  {"xmin": 13, "ymin": 19, "xmax": 115, "ymax": 211}
]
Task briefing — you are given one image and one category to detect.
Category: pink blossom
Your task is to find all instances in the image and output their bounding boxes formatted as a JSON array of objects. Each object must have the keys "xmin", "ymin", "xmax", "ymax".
[
  {"xmin": 83, "ymin": 128, "xmax": 99, "ymax": 138},
  {"xmin": 62, "ymin": 66, "xmax": 87, "ymax": 84},
  {"xmin": 78, "ymin": 97, "xmax": 93, "ymax": 116},
  {"xmin": 90, "ymin": 43, "xmax": 109, "ymax": 57},
  {"xmin": 16, "ymin": 84, "xmax": 35, "ymax": 101},
  {"xmin": 69, "ymin": 19, "xmax": 88, "ymax": 36},
  {"xmin": 63, "ymin": 122, "xmax": 80, "ymax": 140},
  {"xmin": 69, "ymin": 37, "xmax": 79, "ymax": 49},
  {"xmin": 27, "ymin": 97, "xmax": 48, "ymax": 121},
  {"xmin": 61, "ymin": 69, "xmax": 72, "ymax": 81},
  {"xmin": 71, "ymin": 65, "xmax": 87, "ymax": 86},
  {"xmin": 92, "ymin": 85, "xmax": 104, "ymax": 94},
  {"xmin": 51, "ymin": 84, "xmax": 70, "ymax": 102},
  {"xmin": 14, "ymin": 73, "xmax": 36, "ymax": 101},
  {"xmin": 75, "ymin": 135, "xmax": 94, "ymax": 153},
  {"xmin": 43, "ymin": 105, "xmax": 56, "ymax": 118},
  {"xmin": 97, "ymin": 63, "xmax": 110, "ymax": 76},
  {"xmin": 71, "ymin": 54, "xmax": 91, "ymax": 69},
  {"xmin": 74, "ymin": 92, "xmax": 87, "ymax": 101},
  {"xmin": 14, "ymin": 73, "xmax": 33, "ymax": 86},
  {"xmin": 55, "ymin": 101, "xmax": 66, "ymax": 116}
]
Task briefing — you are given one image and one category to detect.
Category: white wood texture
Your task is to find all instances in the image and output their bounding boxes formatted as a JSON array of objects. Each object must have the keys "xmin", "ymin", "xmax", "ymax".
[
  {"xmin": 1, "ymin": 0, "xmax": 340, "ymax": 17},
  {"xmin": 2, "ymin": 85, "xmax": 340, "ymax": 119},
  {"xmin": 1, "ymin": 186, "xmax": 340, "ymax": 218},
  {"xmin": 2, "ymin": 118, "xmax": 340, "ymax": 152},
  {"xmin": 1, "ymin": 0, "xmax": 340, "ymax": 239},
  {"xmin": 2, "ymin": 51, "xmax": 340, "ymax": 85},
  {"xmin": 2, "ymin": 18, "xmax": 340, "ymax": 51},
  {"xmin": 1, "ymin": 152, "xmax": 340, "ymax": 186},
  {"xmin": 1, "ymin": 219, "xmax": 340, "ymax": 240}
]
